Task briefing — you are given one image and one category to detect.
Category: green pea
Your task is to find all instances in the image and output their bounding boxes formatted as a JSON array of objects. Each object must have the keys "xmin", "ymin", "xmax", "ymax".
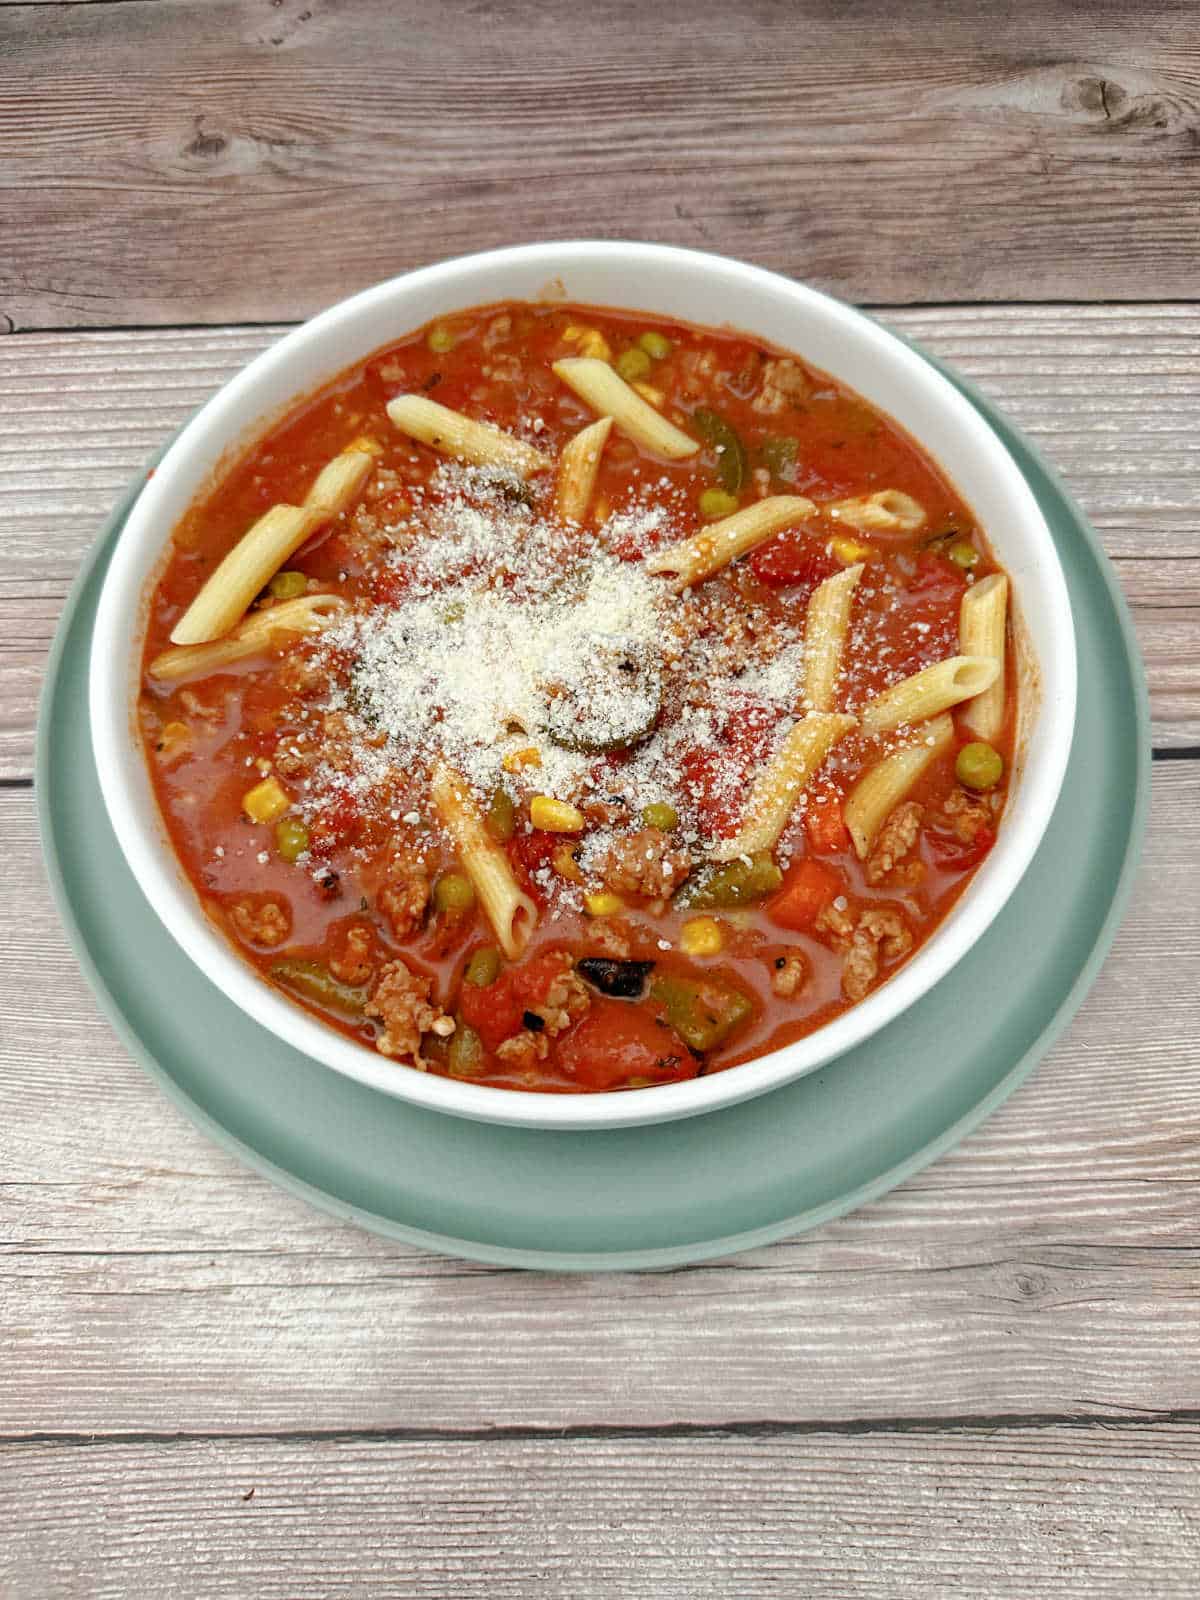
[
  {"xmin": 948, "ymin": 540, "xmax": 981, "ymax": 571},
  {"xmin": 433, "ymin": 871, "xmax": 476, "ymax": 914},
  {"xmin": 616, "ymin": 347, "xmax": 652, "ymax": 382},
  {"xmin": 448, "ymin": 1022, "xmax": 484, "ymax": 1078},
  {"xmin": 699, "ymin": 487, "xmax": 740, "ymax": 519},
  {"xmin": 638, "ymin": 331, "xmax": 672, "ymax": 361},
  {"xmin": 956, "ymin": 742, "xmax": 1004, "ymax": 791},
  {"xmin": 485, "ymin": 786, "xmax": 516, "ymax": 843},
  {"xmin": 427, "ymin": 326, "xmax": 457, "ymax": 354},
  {"xmin": 641, "ymin": 801, "xmax": 679, "ymax": 832},
  {"xmin": 465, "ymin": 946, "xmax": 501, "ymax": 988},
  {"xmin": 268, "ymin": 570, "xmax": 308, "ymax": 600},
  {"xmin": 274, "ymin": 816, "xmax": 310, "ymax": 862}
]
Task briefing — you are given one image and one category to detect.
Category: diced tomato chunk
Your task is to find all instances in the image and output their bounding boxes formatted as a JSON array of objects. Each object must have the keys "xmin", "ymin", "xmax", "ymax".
[
  {"xmin": 457, "ymin": 950, "xmax": 572, "ymax": 1053},
  {"xmin": 508, "ymin": 830, "xmax": 560, "ymax": 899},
  {"xmin": 767, "ymin": 858, "xmax": 847, "ymax": 931},
  {"xmin": 554, "ymin": 1000, "xmax": 697, "ymax": 1091},
  {"xmin": 804, "ymin": 794, "xmax": 850, "ymax": 855},
  {"xmin": 749, "ymin": 532, "xmax": 839, "ymax": 590},
  {"xmin": 678, "ymin": 697, "xmax": 779, "ymax": 839}
]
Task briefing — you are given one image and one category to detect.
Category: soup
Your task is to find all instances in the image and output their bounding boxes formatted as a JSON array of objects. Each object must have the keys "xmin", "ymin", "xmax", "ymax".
[{"xmin": 139, "ymin": 302, "xmax": 1014, "ymax": 1093}]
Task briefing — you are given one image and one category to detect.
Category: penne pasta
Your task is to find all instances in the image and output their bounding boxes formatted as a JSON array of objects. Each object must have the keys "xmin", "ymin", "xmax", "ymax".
[
  {"xmin": 554, "ymin": 415, "xmax": 613, "ymax": 523},
  {"xmin": 859, "ymin": 654, "xmax": 999, "ymax": 736},
  {"xmin": 645, "ymin": 495, "xmax": 817, "ymax": 590},
  {"xmin": 430, "ymin": 763, "xmax": 537, "ymax": 960},
  {"xmin": 551, "ymin": 357, "xmax": 699, "ymax": 459},
  {"xmin": 712, "ymin": 712, "xmax": 857, "ymax": 862},
  {"xmin": 958, "ymin": 573, "xmax": 1009, "ymax": 741},
  {"xmin": 802, "ymin": 562, "xmax": 863, "ymax": 711},
  {"xmin": 828, "ymin": 488, "xmax": 926, "ymax": 534},
  {"xmin": 170, "ymin": 437, "xmax": 381, "ymax": 646},
  {"xmin": 844, "ymin": 714, "xmax": 955, "ymax": 859},
  {"xmin": 386, "ymin": 394, "xmax": 550, "ymax": 478},
  {"xmin": 150, "ymin": 593, "xmax": 349, "ymax": 682}
]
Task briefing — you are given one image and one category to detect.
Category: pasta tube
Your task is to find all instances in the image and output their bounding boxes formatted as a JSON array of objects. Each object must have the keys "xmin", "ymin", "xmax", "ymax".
[
  {"xmin": 802, "ymin": 562, "xmax": 863, "ymax": 712},
  {"xmin": 828, "ymin": 489, "xmax": 926, "ymax": 533},
  {"xmin": 555, "ymin": 415, "xmax": 613, "ymax": 523},
  {"xmin": 430, "ymin": 764, "xmax": 537, "ymax": 960},
  {"xmin": 150, "ymin": 593, "xmax": 349, "ymax": 682},
  {"xmin": 645, "ymin": 495, "xmax": 817, "ymax": 590},
  {"xmin": 712, "ymin": 712, "xmax": 856, "ymax": 862},
  {"xmin": 958, "ymin": 573, "xmax": 1009, "ymax": 741},
  {"xmin": 170, "ymin": 437, "xmax": 380, "ymax": 645},
  {"xmin": 387, "ymin": 395, "xmax": 550, "ymax": 477},
  {"xmin": 552, "ymin": 357, "xmax": 699, "ymax": 459},
  {"xmin": 844, "ymin": 714, "xmax": 954, "ymax": 859},
  {"xmin": 859, "ymin": 655, "xmax": 999, "ymax": 736}
]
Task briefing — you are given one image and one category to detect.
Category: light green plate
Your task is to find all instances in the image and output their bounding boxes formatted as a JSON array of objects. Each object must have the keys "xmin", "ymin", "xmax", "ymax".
[{"xmin": 38, "ymin": 375, "xmax": 1149, "ymax": 1271}]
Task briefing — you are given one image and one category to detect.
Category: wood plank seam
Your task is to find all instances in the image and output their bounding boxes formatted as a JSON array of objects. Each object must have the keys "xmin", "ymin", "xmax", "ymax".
[{"xmin": 7, "ymin": 1409, "xmax": 1200, "ymax": 1448}]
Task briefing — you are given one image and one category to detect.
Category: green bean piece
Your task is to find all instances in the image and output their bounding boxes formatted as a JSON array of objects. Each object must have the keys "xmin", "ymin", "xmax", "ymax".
[
  {"xmin": 433, "ymin": 871, "xmax": 476, "ymax": 914},
  {"xmin": 758, "ymin": 435, "xmax": 799, "ymax": 481},
  {"xmin": 679, "ymin": 854, "xmax": 783, "ymax": 910},
  {"xmin": 464, "ymin": 946, "xmax": 502, "ymax": 988},
  {"xmin": 650, "ymin": 974, "xmax": 753, "ymax": 1053},
  {"xmin": 692, "ymin": 408, "xmax": 748, "ymax": 493},
  {"xmin": 956, "ymin": 742, "xmax": 1004, "ymax": 791},
  {"xmin": 448, "ymin": 1022, "xmax": 485, "ymax": 1078},
  {"xmin": 641, "ymin": 801, "xmax": 679, "ymax": 832},
  {"xmin": 485, "ymin": 786, "xmax": 516, "ymax": 842},
  {"xmin": 274, "ymin": 816, "xmax": 311, "ymax": 862},
  {"xmin": 699, "ymin": 487, "xmax": 740, "ymax": 520},
  {"xmin": 616, "ymin": 347, "xmax": 652, "ymax": 382},
  {"xmin": 638, "ymin": 331, "xmax": 672, "ymax": 360},
  {"xmin": 427, "ymin": 326, "xmax": 457, "ymax": 354},
  {"xmin": 270, "ymin": 958, "xmax": 368, "ymax": 1018},
  {"xmin": 268, "ymin": 569, "xmax": 308, "ymax": 600},
  {"xmin": 948, "ymin": 540, "xmax": 981, "ymax": 571}
]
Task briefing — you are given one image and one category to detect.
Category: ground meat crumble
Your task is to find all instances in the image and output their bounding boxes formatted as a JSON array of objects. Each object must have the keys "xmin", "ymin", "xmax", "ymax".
[
  {"xmin": 366, "ymin": 957, "xmax": 454, "ymax": 1065},
  {"xmin": 229, "ymin": 897, "xmax": 291, "ymax": 948},
  {"xmin": 599, "ymin": 827, "xmax": 692, "ymax": 899},
  {"xmin": 865, "ymin": 801, "xmax": 925, "ymax": 886}
]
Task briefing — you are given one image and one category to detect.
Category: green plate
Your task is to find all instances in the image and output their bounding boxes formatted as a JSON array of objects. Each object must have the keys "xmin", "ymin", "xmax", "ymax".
[{"xmin": 37, "ymin": 376, "xmax": 1149, "ymax": 1271}]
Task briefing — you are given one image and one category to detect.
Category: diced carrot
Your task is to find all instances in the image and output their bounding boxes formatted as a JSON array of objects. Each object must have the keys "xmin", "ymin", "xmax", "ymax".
[
  {"xmin": 805, "ymin": 794, "xmax": 850, "ymax": 855},
  {"xmin": 767, "ymin": 859, "xmax": 846, "ymax": 931}
]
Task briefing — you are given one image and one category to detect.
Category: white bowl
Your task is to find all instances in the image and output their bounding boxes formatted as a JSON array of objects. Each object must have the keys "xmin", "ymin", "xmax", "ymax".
[{"xmin": 90, "ymin": 242, "xmax": 1076, "ymax": 1131}]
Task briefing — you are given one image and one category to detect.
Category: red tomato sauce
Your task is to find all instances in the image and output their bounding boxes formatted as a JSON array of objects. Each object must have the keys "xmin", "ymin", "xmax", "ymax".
[{"xmin": 139, "ymin": 302, "xmax": 1017, "ymax": 1093}]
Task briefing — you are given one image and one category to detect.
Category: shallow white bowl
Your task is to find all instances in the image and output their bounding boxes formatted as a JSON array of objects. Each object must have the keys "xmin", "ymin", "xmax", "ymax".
[{"xmin": 90, "ymin": 242, "xmax": 1076, "ymax": 1131}]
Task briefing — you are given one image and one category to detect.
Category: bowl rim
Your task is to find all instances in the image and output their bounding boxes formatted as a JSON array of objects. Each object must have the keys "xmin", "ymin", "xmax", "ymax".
[{"xmin": 88, "ymin": 240, "xmax": 1077, "ymax": 1131}]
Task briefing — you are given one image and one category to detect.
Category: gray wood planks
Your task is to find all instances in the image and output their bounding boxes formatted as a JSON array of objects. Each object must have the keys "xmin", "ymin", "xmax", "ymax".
[
  {"xmin": 3, "ymin": 2, "xmax": 1200, "ymax": 326},
  {"xmin": 3, "ymin": 1427, "xmax": 1199, "ymax": 1598}
]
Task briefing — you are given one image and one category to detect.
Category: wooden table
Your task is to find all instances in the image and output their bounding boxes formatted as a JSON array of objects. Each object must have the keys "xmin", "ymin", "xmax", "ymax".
[{"xmin": 3, "ymin": 5, "xmax": 1198, "ymax": 1594}]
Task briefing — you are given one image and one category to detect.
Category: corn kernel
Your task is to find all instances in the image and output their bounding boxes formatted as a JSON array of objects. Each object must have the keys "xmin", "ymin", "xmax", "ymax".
[
  {"xmin": 156, "ymin": 721, "xmax": 192, "ymax": 762},
  {"xmin": 561, "ymin": 324, "xmax": 584, "ymax": 343},
  {"xmin": 579, "ymin": 330, "xmax": 612, "ymax": 361},
  {"xmin": 552, "ymin": 843, "xmax": 585, "ymax": 883},
  {"xmin": 584, "ymin": 891, "xmax": 625, "ymax": 917},
  {"xmin": 680, "ymin": 916, "xmax": 724, "ymax": 956},
  {"xmin": 632, "ymin": 380, "xmax": 665, "ymax": 408},
  {"xmin": 530, "ymin": 796, "xmax": 585, "ymax": 833},
  {"xmin": 347, "ymin": 433, "xmax": 385, "ymax": 458},
  {"xmin": 830, "ymin": 535, "xmax": 876, "ymax": 565},
  {"xmin": 242, "ymin": 776, "xmax": 291, "ymax": 825},
  {"xmin": 502, "ymin": 746, "xmax": 542, "ymax": 774}
]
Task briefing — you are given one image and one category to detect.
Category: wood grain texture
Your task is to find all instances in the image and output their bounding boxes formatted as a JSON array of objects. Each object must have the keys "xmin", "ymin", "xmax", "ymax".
[
  {"xmin": 3, "ymin": 1, "xmax": 1200, "ymax": 327},
  {"xmin": 2, "ymin": 762, "xmax": 1196, "ymax": 1435},
  {"xmin": 3, "ymin": 1426, "xmax": 1199, "ymax": 1599},
  {"xmin": 2, "ymin": 304, "xmax": 1198, "ymax": 777}
]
